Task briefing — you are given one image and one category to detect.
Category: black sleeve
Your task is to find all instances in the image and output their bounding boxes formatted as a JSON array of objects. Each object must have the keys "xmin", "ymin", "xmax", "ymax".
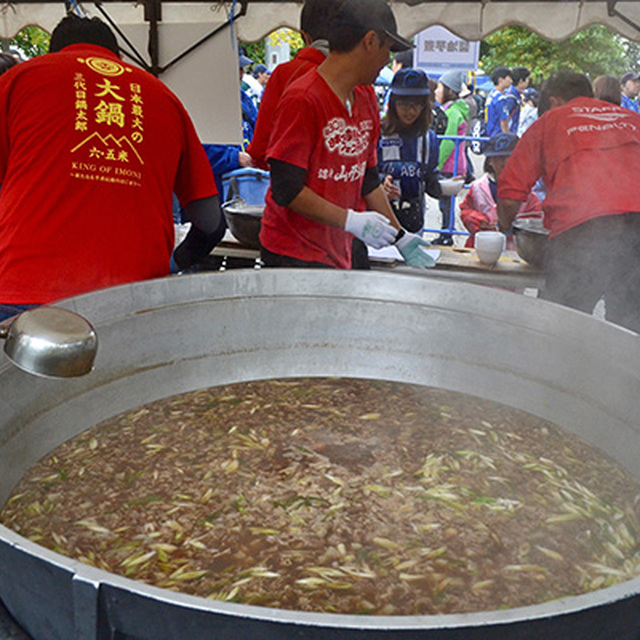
[
  {"xmin": 270, "ymin": 159, "xmax": 307, "ymax": 207},
  {"xmin": 173, "ymin": 195, "xmax": 225, "ymax": 270},
  {"xmin": 425, "ymin": 172, "xmax": 443, "ymax": 199},
  {"xmin": 361, "ymin": 166, "xmax": 381, "ymax": 197}
]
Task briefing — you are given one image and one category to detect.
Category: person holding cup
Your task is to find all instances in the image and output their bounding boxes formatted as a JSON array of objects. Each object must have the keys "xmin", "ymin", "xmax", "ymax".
[{"xmin": 460, "ymin": 132, "xmax": 542, "ymax": 250}]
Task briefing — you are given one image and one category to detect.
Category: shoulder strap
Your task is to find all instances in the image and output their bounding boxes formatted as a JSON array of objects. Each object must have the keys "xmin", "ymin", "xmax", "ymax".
[
  {"xmin": 421, "ymin": 134, "xmax": 430, "ymax": 168},
  {"xmin": 419, "ymin": 133, "xmax": 428, "ymax": 201}
]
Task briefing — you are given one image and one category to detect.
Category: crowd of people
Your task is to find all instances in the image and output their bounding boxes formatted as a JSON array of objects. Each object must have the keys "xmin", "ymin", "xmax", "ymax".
[{"xmin": 0, "ymin": 0, "xmax": 639, "ymax": 335}]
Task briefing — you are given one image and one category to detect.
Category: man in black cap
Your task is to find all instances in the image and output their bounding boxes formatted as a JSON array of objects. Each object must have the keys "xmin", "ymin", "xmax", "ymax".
[
  {"xmin": 253, "ymin": 64, "xmax": 270, "ymax": 89},
  {"xmin": 243, "ymin": 62, "xmax": 267, "ymax": 107},
  {"xmin": 620, "ymin": 71, "xmax": 640, "ymax": 112},
  {"xmin": 260, "ymin": 0, "xmax": 436, "ymax": 270}
]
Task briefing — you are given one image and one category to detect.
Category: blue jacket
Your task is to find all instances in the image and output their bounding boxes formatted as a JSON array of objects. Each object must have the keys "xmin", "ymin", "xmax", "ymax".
[
  {"xmin": 240, "ymin": 90, "xmax": 258, "ymax": 148},
  {"xmin": 378, "ymin": 129, "xmax": 441, "ymax": 209},
  {"xmin": 621, "ymin": 93, "xmax": 640, "ymax": 113},
  {"xmin": 203, "ymin": 89, "xmax": 258, "ymax": 198},
  {"xmin": 485, "ymin": 89, "xmax": 510, "ymax": 137},
  {"xmin": 504, "ymin": 86, "xmax": 523, "ymax": 134}
]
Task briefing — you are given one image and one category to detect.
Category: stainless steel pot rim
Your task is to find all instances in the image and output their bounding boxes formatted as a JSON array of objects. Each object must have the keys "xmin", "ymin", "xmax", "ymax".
[
  {"xmin": 513, "ymin": 218, "xmax": 549, "ymax": 235},
  {"xmin": 2, "ymin": 270, "xmax": 639, "ymax": 638},
  {"xmin": 3, "ymin": 521, "xmax": 638, "ymax": 631}
]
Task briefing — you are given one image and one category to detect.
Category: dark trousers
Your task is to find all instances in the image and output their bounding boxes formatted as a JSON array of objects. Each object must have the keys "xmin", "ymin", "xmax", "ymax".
[
  {"xmin": 542, "ymin": 213, "xmax": 640, "ymax": 333},
  {"xmin": 261, "ymin": 238, "xmax": 370, "ymax": 270},
  {"xmin": 0, "ymin": 304, "xmax": 36, "ymax": 323},
  {"xmin": 437, "ymin": 171, "xmax": 454, "ymax": 242},
  {"xmin": 439, "ymin": 196, "xmax": 453, "ymax": 233},
  {"xmin": 260, "ymin": 246, "xmax": 335, "ymax": 269}
]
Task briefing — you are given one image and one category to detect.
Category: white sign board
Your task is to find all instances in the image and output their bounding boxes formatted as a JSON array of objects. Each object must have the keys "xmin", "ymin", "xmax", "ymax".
[{"xmin": 414, "ymin": 25, "xmax": 480, "ymax": 77}]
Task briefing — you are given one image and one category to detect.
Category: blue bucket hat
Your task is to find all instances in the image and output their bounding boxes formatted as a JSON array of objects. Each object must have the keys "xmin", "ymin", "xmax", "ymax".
[
  {"xmin": 390, "ymin": 68, "xmax": 430, "ymax": 97},
  {"xmin": 483, "ymin": 132, "xmax": 519, "ymax": 157},
  {"xmin": 238, "ymin": 45, "xmax": 253, "ymax": 69},
  {"xmin": 252, "ymin": 63, "xmax": 269, "ymax": 78}
]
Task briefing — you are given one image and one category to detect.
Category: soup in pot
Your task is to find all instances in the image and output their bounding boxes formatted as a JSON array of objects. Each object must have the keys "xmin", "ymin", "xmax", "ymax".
[{"xmin": 3, "ymin": 378, "xmax": 640, "ymax": 615}]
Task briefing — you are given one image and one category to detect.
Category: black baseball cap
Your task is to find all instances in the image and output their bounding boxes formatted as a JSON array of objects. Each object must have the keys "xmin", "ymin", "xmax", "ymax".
[
  {"xmin": 334, "ymin": 0, "xmax": 414, "ymax": 52},
  {"xmin": 483, "ymin": 132, "xmax": 519, "ymax": 157}
]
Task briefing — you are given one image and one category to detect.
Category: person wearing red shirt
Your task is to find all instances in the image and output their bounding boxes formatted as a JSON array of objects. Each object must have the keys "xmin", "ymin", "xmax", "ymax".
[
  {"xmin": 0, "ymin": 15, "xmax": 220, "ymax": 320},
  {"xmin": 498, "ymin": 71, "xmax": 640, "ymax": 333},
  {"xmin": 260, "ymin": 0, "xmax": 434, "ymax": 271},
  {"xmin": 246, "ymin": 0, "xmax": 344, "ymax": 171}
]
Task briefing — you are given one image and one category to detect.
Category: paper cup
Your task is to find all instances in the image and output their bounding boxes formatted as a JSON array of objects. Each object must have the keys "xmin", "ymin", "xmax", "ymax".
[{"xmin": 475, "ymin": 231, "xmax": 506, "ymax": 266}]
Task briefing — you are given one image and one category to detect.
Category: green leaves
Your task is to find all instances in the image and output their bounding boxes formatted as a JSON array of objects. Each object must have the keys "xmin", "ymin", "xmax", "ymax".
[
  {"xmin": 481, "ymin": 25, "xmax": 630, "ymax": 83},
  {"xmin": 9, "ymin": 26, "xmax": 50, "ymax": 59}
]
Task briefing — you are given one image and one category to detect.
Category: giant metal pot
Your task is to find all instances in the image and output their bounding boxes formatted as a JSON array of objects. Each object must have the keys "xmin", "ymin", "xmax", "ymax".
[{"xmin": 1, "ymin": 269, "xmax": 640, "ymax": 640}]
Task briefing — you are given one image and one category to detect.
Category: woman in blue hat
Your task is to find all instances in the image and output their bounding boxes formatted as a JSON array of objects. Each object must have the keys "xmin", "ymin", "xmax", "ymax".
[{"xmin": 377, "ymin": 68, "xmax": 447, "ymax": 233}]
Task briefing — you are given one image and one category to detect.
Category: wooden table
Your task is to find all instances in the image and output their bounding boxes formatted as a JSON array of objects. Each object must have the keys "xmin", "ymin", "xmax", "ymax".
[
  {"xmin": 211, "ymin": 236, "xmax": 544, "ymax": 290},
  {"xmin": 378, "ymin": 246, "xmax": 544, "ymax": 289}
]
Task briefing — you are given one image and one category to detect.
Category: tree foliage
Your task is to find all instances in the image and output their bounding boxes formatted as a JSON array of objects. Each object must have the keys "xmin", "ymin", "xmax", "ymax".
[
  {"xmin": 10, "ymin": 26, "xmax": 50, "ymax": 59},
  {"xmin": 242, "ymin": 28, "xmax": 303, "ymax": 66},
  {"xmin": 480, "ymin": 25, "xmax": 630, "ymax": 84}
]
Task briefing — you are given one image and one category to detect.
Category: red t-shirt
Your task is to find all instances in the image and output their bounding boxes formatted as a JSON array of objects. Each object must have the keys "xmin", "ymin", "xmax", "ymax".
[
  {"xmin": 246, "ymin": 46, "xmax": 326, "ymax": 170},
  {"xmin": 0, "ymin": 44, "xmax": 216, "ymax": 304},
  {"xmin": 260, "ymin": 71, "xmax": 380, "ymax": 269},
  {"xmin": 498, "ymin": 97, "xmax": 640, "ymax": 237}
]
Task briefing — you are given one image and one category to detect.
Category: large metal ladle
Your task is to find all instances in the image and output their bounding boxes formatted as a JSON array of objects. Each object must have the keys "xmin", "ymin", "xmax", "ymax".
[{"xmin": 0, "ymin": 307, "xmax": 98, "ymax": 378}]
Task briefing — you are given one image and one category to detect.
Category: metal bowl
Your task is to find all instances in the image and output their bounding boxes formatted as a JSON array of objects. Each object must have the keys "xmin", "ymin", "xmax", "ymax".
[
  {"xmin": 513, "ymin": 217, "xmax": 549, "ymax": 267},
  {"xmin": 1, "ymin": 307, "xmax": 97, "ymax": 378},
  {"xmin": 222, "ymin": 200, "xmax": 263, "ymax": 249}
]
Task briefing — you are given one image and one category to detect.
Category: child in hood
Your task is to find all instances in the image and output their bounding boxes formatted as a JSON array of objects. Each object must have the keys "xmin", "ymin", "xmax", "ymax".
[{"xmin": 460, "ymin": 132, "xmax": 541, "ymax": 249}]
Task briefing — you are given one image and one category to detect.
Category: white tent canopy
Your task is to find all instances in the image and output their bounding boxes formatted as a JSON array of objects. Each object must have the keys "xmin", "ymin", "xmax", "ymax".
[
  {"xmin": 238, "ymin": 0, "xmax": 640, "ymax": 43},
  {"xmin": 3, "ymin": 1, "xmax": 640, "ymax": 42},
  {"xmin": 3, "ymin": 1, "xmax": 639, "ymax": 143}
]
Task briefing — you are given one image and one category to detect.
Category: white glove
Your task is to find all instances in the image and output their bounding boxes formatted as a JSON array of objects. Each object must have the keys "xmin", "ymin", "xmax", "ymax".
[
  {"xmin": 344, "ymin": 209, "xmax": 397, "ymax": 249},
  {"xmin": 395, "ymin": 231, "xmax": 436, "ymax": 269}
]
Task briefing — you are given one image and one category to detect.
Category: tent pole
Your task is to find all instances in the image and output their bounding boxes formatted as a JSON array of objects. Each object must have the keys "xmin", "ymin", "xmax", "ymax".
[
  {"xmin": 607, "ymin": 0, "xmax": 640, "ymax": 36},
  {"xmin": 93, "ymin": 2, "xmax": 150, "ymax": 71},
  {"xmin": 95, "ymin": 0, "xmax": 247, "ymax": 77},
  {"xmin": 145, "ymin": 0, "xmax": 161, "ymax": 76}
]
